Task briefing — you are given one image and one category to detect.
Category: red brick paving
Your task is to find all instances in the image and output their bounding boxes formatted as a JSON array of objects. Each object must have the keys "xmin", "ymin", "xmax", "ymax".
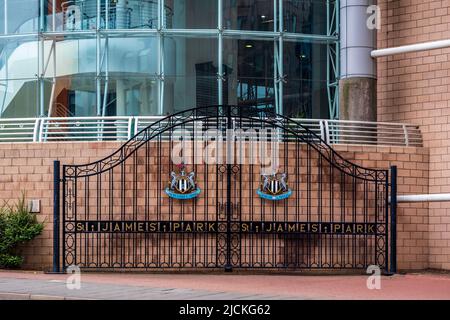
[{"xmin": 1, "ymin": 271, "xmax": 450, "ymax": 299}]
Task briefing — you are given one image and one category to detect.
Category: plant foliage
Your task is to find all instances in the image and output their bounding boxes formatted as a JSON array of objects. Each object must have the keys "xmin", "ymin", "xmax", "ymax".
[{"xmin": 0, "ymin": 195, "xmax": 44, "ymax": 268}]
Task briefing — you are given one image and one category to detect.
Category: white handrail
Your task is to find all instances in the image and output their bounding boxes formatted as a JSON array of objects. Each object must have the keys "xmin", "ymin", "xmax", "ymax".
[
  {"xmin": 39, "ymin": 116, "xmax": 131, "ymax": 142},
  {"xmin": 0, "ymin": 116, "xmax": 423, "ymax": 147}
]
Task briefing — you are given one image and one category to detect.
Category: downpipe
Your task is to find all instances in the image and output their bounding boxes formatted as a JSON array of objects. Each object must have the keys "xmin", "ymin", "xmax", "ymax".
[{"xmin": 389, "ymin": 193, "xmax": 450, "ymax": 203}]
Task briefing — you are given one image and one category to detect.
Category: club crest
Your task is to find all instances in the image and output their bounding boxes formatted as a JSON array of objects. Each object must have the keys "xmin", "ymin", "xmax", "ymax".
[
  {"xmin": 165, "ymin": 163, "xmax": 201, "ymax": 200},
  {"xmin": 257, "ymin": 172, "xmax": 292, "ymax": 201}
]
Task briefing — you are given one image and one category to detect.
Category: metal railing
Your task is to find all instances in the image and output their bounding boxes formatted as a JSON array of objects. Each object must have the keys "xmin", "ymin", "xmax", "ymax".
[
  {"xmin": 39, "ymin": 117, "xmax": 132, "ymax": 142},
  {"xmin": 0, "ymin": 116, "xmax": 423, "ymax": 147},
  {"xmin": 326, "ymin": 119, "xmax": 423, "ymax": 146},
  {"xmin": 0, "ymin": 118, "xmax": 40, "ymax": 142}
]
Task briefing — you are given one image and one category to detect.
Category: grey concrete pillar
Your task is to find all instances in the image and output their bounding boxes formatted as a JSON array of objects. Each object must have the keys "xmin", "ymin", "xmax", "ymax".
[{"xmin": 339, "ymin": 0, "xmax": 377, "ymax": 122}]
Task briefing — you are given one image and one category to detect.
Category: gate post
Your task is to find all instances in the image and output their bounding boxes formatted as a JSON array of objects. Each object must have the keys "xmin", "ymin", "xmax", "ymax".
[
  {"xmin": 53, "ymin": 160, "xmax": 61, "ymax": 273},
  {"xmin": 390, "ymin": 165, "xmax": 397, "ymax": 273}
]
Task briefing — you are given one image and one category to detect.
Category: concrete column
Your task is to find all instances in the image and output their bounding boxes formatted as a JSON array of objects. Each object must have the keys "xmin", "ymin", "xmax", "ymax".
[{"xmin": 339, "ymin": 0, "xmax": 377, "ymax": 122}]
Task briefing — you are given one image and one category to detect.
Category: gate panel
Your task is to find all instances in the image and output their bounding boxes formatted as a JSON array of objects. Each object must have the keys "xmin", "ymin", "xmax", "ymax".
[
  {"xmin": 60, "ymin": 105, "xmax": 393, "ymax": 272},
  {"xmin": 230, "ymin": 115, "xmax": 388, "ymax": 269}
]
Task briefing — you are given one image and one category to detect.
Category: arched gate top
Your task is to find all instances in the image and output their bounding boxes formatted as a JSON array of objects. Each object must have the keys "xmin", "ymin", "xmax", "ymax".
[{"xmin": 64, "ymin": 105, "xmax": 387, "ymax": 182}]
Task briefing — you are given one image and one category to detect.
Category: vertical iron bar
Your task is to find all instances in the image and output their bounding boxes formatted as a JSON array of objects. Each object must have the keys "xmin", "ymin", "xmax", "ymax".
[
  {"xmin": 96, "ymin": 163, "xmax": 100, "ymax": 268},
  {"xmin": 62, "ymin": 165, "xmax": 67, "ymax": 271},
  {"xmin": 84, "ymin": 175, "xmax": 89, "ymax": 266},
  {"xmin": 53, "ymin": 160, "xmax": 60, "ymax": 273},
  {"xmin": 374, "ymin": 171, "xmax": 378, "ymax": 267},
  {"xmin": 109, "ymin": 169, "xmax": 113, "ymax": 268},
  {"xmin": 145, "ymin": 140, "xmax": 149, "ymax": 268},
  {"xmin": 225, "ymin": 106, "xmax": 232, "ymax": 272},
  {"xmin": 390, "ymin": 166, "xmax": 397, "ymax": 273},
  {"xmin": 73, "ymin": 169, "xmax": 78, "ymax": 267}
]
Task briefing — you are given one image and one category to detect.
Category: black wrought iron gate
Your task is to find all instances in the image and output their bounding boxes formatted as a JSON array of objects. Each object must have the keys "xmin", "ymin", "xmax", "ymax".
[{"xmin": 53, "ymin": 105, "xmax": 397, "ymax": 273}]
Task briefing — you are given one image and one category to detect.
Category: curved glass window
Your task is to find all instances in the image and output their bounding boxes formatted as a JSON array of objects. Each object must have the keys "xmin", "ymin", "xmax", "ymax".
[
  {"xmin": 0, "ymin": 37, "xmax": 38, "ymax": 80},
  {"xmin": 1, "ymin": 0, "xmax": 40, "ymax": 34},
  {"xmin": 45, "ymin": 75, "xmax": 97, "ymax": 117},
  {"xmin": 283, "ymin": 41, "xmax": 328, "ymax": 118},
  {"xmin": 102, "ymin": 74, "xmax": 159, "ymax": 117},
  {"xmin": 167, "ymin": 0, "xmax": 217, "ymax": 29},
  {"xmin": 0, "ymin": 0, "xmax": 339, "ymax": 119},
  {"xmin": 164, "ymin": 36, "xmax": 218, "ymax": 114},
  {"xmin": 102, "ymin": 36, "xmax": 159, "ymax": 74},
  {"xmin": 0, "ymin": 79, "xmax": 38, "ymax": 118},
  {"xmin": 283, "ymin": 0, "xmax": 330, "ymax": 35},
  {"xmin": 223, "ymin": 0, "xmax": 275, "ymax": 31},
  {"xmin": 223, "ymin": 38, "xmax": 275, "ymax": 109}
]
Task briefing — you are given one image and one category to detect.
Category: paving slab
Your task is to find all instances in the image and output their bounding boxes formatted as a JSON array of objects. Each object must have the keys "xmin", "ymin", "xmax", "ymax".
[{"xmin": 0, "ymin": 270, "xmax": 450, "ymax": 300}]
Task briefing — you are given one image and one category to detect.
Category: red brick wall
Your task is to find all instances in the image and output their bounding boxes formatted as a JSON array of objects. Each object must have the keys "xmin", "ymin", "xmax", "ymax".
[
  {"xmin": 377, "ymin": 0, "xmax": 450, "ymax": 269},
  {"xmin": 0, "ymin": 142, "xmax": 429, "ymax": 271},
  {"xmin": 0, "ymin": 142, "xmax": 122, "ymax": 270},
  {"xmin": 334, "ymin": 145, "xmax": 429, "ymax": 270}
]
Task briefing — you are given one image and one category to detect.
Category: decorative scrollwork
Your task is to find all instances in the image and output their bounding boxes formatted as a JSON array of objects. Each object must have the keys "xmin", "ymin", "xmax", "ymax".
[
  {"xmin": 63, "ymin": 105, "xmax": 387, "ymax": 184},
  {"xmin": 60, "ymin": 104, "xmax": 392, "ymax": 272}
]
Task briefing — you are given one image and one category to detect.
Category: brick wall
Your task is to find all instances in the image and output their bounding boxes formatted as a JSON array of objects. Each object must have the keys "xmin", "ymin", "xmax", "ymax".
[
  {"xmin": 0, "ymin": 142, "xmax": 429, "ymax": 271},
  {"xmin": 0, "ymin": 142, "xmax": 122, "ymax": 270},
  {"xmin": 377, "ymin": 0, "xmax": 450, "ymax": 269},
  {"xmin": 334, "ymin": 145, "xmax": 430, "ymax": 270}
]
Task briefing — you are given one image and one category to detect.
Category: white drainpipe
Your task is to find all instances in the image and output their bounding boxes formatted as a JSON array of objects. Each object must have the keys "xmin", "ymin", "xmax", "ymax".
[
  {"xmin": 372, "ymin": 39, "xmax": 450, "ymax": 58},
  {"xmin": 373, "ymin": 40, "xmax": 450, "ymax": 204},
  {"xmin": 393, "ymin": 194, "xmax": 450, "ymax": 203}
]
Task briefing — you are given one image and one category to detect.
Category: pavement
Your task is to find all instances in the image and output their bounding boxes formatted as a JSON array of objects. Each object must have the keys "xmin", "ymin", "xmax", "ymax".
[{"xmin": 0, "ymin": 270, "xmax": 450, "ymax": 300}]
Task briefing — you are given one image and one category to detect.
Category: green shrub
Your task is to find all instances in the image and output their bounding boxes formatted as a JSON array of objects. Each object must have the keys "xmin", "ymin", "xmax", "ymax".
[{"xmin": 0, "ymin": 195, "xmax": 44, "ymax": 268}]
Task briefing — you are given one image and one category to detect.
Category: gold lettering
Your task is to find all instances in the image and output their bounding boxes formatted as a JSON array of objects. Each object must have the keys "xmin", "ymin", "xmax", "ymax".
[
  {"xmin": 149, "ymin": 223, "xmax": 157, "ymax": 232},
  {"xmin": 288, "ymin": 223, "xmax": 296, "ymax": 232},
  {"xmin": 333, "ymin": 224, "xmax": 341, "ymax": 233},
  {"xmin": 76, "ymin": 222, "xmax": 85, "ymax": 232},
  {"xmin": 173, "ymin": 223, "xmax": 180, "ymax": 232},
  {"xmin": 277, "ymin": 224, "xmax": 284, "ymax": 232},
  {"xmin": 137, "ymin": 222, "xmax": 144, "ymax": 232},
  {"xmin": 196, "ymin": 223, "xmax": 204, "ymax": 232},
  {"xmin": 185, "ymin": 223, "xmax": 192, "ymax": 232},
  {"xmin": 356, "ymin": 224, "xmax": 363, "ymax": 234},
  {"xmin": 345, "ymin": 225, "xmax": 353, "ymax": 233},
  {"xmin": 113, "ymin": 223, "xmax": 121, "ymax": 232},
  {"xmin": 208, "ymin": 223, "xmax": 216, "ymax": 232},
  {"xmin": 299, "ymin": 224, "xmax": 306, "ymax": 232},
  {"xmin": 311, "ymin": 224, "xmax": 318, "ymax": 233},
  {"xmin": 125, "ymin": 223, "xmax": 134, "ymax": 232},
  {"xmin": 242, "ymin": 223, "xmax": 249, "ymax": 232},
  {"xmin": 265, "ymin": 223, "xmax": 272, "ymax": 232},
  {"xmin": 367, "ymin": 224, "xmax": 375, "ymax": 234},
  {"xmin": 101, "ymin": 223, "xmax": 109, "ymax": 232}
]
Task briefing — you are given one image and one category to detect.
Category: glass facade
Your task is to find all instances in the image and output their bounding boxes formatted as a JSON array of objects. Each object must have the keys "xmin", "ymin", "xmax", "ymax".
[{"xmin": 0, "ymin": 0, "xmax": 338, "ymax": 119}]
